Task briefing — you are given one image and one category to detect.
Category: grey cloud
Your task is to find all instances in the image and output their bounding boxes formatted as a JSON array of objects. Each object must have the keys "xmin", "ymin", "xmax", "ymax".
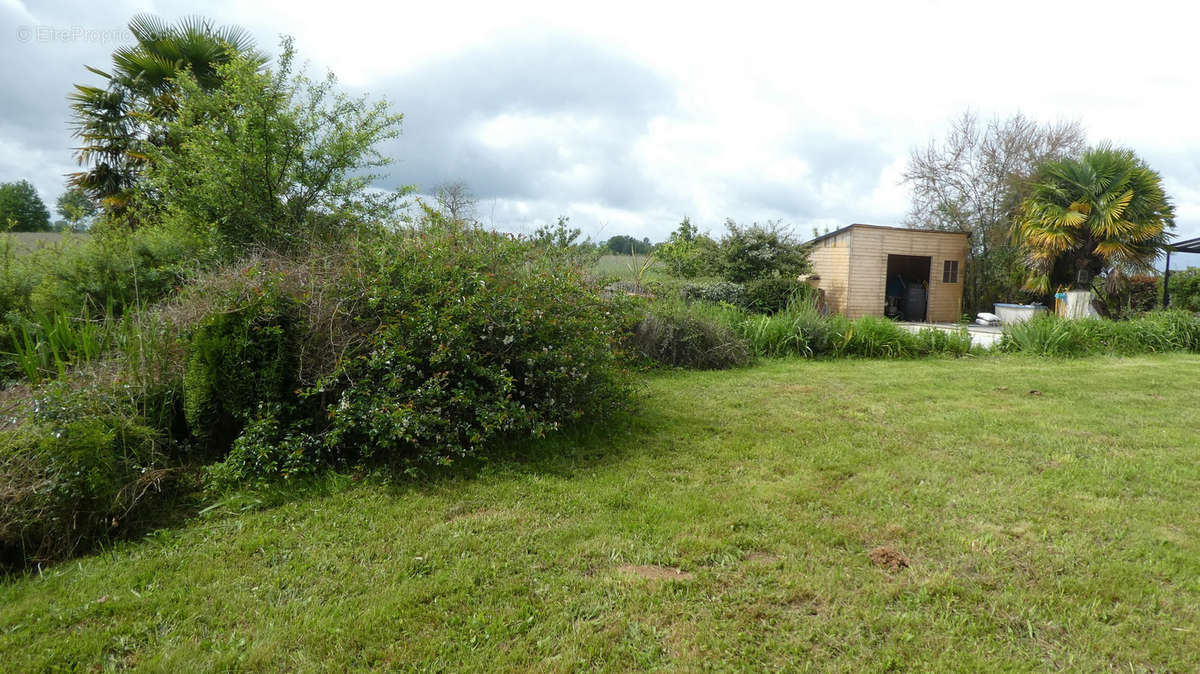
[
  {"xmin": 369, "ymin": 32, "xmax": 675, "ymax": 211},
  {"xmin": 723, "ymin": 133, "xmax": 895, "ymax": 228}
]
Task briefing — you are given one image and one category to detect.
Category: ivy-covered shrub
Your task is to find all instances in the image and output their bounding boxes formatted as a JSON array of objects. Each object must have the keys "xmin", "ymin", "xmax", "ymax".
[{"xmin": 182, "ymin": 269, "xmax": 299, "ymax": 455}]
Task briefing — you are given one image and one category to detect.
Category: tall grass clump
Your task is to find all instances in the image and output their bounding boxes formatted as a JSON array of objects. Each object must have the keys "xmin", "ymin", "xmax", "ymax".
[
  {"xmin": 999, "ymin": 311, "xmax": 1200, "ymax": 356},
  {"xmin": 739, "ymin": 295, "xmax": 832, "ymax": 357},
  {"xmin": 831, "ymin": 316, "xmax": 919, "ymax": 358},
  {"xmin": 630, "ymin": 301, "xmax": 751, "ymax": 369}
]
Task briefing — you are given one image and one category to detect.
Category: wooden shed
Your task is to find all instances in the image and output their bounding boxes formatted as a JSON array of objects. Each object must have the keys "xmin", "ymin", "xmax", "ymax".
[{"xmin": 808, "ymin": 224, "xmax": 968, "ymax": 323}]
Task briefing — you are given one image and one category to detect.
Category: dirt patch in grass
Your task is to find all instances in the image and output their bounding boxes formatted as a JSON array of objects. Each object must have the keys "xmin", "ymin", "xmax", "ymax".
[
  {"xmin": 618, "ymin": 564, "xmax": 694, "ymax": 580},
  {"xmin": 868, "ymin": 546, "xmax": 909, "ymax": 571}
]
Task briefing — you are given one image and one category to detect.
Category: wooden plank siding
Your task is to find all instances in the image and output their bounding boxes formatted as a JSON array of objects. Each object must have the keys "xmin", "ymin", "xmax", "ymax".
[
  {"xmin": 809, "ymin": 231, "xmax": 851, "ymax": 315},
  {"xmin": 809, "ymin": 225, "xmax": 968, "ymax": 323}
]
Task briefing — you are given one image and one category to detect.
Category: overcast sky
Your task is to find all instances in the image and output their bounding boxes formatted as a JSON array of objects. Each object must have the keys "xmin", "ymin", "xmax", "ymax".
[{"xmin": 4, "ymin": 0, "xmax": 1200, "ymax": 263}]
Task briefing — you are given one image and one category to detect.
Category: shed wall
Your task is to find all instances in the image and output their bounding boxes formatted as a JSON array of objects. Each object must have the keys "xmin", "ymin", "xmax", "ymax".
[
  {"xmin": 811, "ymin": 226, "xmax": 967, "ymax": 322},
  {"xmin": 809, "ymin": 231, "xmax": 851, "ymax": 315}
]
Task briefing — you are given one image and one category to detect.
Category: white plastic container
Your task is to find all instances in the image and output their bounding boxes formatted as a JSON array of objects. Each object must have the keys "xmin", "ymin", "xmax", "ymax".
[{"xmin": 993, "ymin": 303, "xmax": 1048, "ymax": 324}]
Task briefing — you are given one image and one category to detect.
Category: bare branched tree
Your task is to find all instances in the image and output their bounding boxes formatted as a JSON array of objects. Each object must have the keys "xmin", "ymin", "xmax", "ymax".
[
  {"xmin": 903, "ymin": 111, "xmax": 1087, "ymax": 312},
  {"xmin": 432, "ymin": 181, "xmax": 476, "ymax": 224}
]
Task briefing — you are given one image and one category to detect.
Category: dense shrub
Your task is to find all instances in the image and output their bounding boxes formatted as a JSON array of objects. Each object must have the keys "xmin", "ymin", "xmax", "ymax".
[
  {"xmin": 1167, "ymin": 267, "xmax": 1200, "ymax": 312},
  {"xmin": 630, "ymin": 304, "xmax": 750, "ymax": 369},
  {"xmin": 183, "ymin": 269, "xmax": 299, "ymax": 454},
  {"xmin": 0, "ymin": 382, "xmax": 172, "ymax": 569},
  {"xmin": 1105, "ymin": 275, "xmax": 1159, "ymax": 319},
  {"xmin": 744, "ymin": 277, "xmax": 810, "ymax": 314},
  {"xmin": 202, "ymin": 222, "xmax": 636, "ymax": 482},
  {"xmin": 718, "ymin": 219, "xmax": 810, "ymax": 282}
]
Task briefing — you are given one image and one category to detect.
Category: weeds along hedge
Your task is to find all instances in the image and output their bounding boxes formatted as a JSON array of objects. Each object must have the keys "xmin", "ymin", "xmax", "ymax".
[
  {"xmin": 999, "ymin": 311, "xmax": 1200, "ymax": 356},
  {"xmin": 629, "ymin": 303, "xmax": 750, "ymax": 369},
  {"xmin": 0, "ymin": 224, "xmax": 212, "ymax": 383},
  {"xmin": 632, "ymin": 298, "xmax": 973, "ymax": 366}
]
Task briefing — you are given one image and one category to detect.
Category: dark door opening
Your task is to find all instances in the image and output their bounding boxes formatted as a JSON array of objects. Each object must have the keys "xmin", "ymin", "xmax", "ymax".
[{"xmin": 884, "ymin": 254, "xmax": 931, "ymax": 321}]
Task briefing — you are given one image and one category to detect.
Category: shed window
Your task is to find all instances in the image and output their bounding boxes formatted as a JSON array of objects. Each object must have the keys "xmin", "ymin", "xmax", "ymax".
[{"xmin": 942, "ymin": 260, "xmax": 959, "ymax": 283}]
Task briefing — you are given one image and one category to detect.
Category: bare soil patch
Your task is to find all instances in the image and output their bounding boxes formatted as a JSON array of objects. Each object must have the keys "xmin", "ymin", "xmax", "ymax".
[
  {"xmin": 868, "ymin": 546, "xmax": 909, "ymax": 571},
  {"xmin": 618, "ymin": 564, "xmax": 694, "ymax": 580}
]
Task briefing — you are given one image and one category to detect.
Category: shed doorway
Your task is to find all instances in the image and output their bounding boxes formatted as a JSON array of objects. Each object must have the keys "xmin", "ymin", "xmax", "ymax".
[{"xmin": 884, "ymin": 254, "xmax": 931, "ymax": 321}]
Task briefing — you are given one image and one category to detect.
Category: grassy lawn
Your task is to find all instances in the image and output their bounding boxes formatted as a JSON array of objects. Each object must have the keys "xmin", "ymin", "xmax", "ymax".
[{"xmin": 2, "ymin": 355, "xmax": 1198, "ymax": 671}]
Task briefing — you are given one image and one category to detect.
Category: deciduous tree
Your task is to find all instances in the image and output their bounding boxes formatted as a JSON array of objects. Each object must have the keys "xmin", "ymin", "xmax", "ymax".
[
  {"xmin": 903, "ymin": 111, "xmax": 1086, "ymax": 311},
  {"xmin": 0, "ymin": 180, "xmax": 51, "ymax": 232},
  {"xmin": 55, "ymin": 187, "xmax": 98, "ymax": 231}
]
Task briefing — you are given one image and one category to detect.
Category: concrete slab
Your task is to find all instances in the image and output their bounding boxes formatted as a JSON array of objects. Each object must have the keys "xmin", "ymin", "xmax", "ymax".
[{"xmin": 899, "ymin": 322, "xmax": 1003, "ymax": 349}]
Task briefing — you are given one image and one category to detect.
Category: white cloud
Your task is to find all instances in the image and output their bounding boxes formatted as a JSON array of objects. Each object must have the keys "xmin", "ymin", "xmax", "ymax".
[{"xmin": 3, "ymin": 0, "xmax": 1199, "ymax": 243}]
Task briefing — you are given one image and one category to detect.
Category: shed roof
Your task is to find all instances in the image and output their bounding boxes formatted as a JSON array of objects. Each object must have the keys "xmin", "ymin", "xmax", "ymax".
[{"xmin": 807, "ymin": 223, "xmax": 968, "ymax": 246}]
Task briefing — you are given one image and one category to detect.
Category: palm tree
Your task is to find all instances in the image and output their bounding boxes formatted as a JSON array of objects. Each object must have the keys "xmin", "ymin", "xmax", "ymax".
[
  {"xmin": 1014, "ymin": 145, "xmax": 1175, "ymax": 294},
  {"xmin": 69, "ymin": 15, "xmax": 261, "ymax": 218}
]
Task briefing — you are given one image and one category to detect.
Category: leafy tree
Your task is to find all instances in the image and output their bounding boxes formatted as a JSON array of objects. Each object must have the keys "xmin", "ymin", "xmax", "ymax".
[
  {"xmin": 533, "ymin": 216, "xmax": 583, "ymax": 248},
  {"xmin": 55, "ymin": 187, "xmax": 98, "ymax": 231},
  {"xmin": 136, "ymin": 38, "xmax": 406, "ymax": 254},
  {"xmin": 658, "ymin": 217, "xmax": 719, "ymax": 278},
  {"xmin": 69, "ymin": 15, "xmax": 261, "ymax": 218},
  {"xmin": 605, "ymin": 235, "xmax": 652, "ymax": 255},
  {"xmin": 904, "ymin": 111, "xmax": 1086, "ymax": 312},
  {"xmin": 0, "ymin": 180, "xmax": 51, "ymax": 232},
  {"xmin": 1014, "ymin": 145, "xmax": 1174, "ymax": 294},
  {"xmin": 719, "ymin": 219, "xmax": 809, "ymax": 282},
  {"xmin": 1166, "ymin": 267, "xmax": 1200, "ymax": 311}
]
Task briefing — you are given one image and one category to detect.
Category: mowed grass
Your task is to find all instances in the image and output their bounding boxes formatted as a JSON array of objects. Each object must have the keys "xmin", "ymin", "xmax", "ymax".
[{"xmin": 3, "ymin": 355, "xmax": 1199, "ymax": 671}]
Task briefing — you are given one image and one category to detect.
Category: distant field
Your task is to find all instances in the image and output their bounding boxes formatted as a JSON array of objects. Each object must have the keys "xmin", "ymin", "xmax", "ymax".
[
  {"xmin": 594, "ymin": 253, "xmax": 666, "ymax": 282},
  {"xmin": 1, "ymin": 232, "xmax": 90, "ymax": 256}
]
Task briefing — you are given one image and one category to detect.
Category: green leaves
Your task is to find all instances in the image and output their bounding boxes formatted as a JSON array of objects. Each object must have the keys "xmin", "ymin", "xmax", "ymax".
[
  {"xmin": 69, "ymin": 15, "xmax": 265, "ymax": 220},
  {"xmin": 1015, "ymin": 145, "xmax": 1174, "ymax": 292},
  {"xmin": 0, "ymin": 181, "xmax": 51, "ymax": 233},
  {"xmin": 137, "ymin": 37, "xmax": 406, "ymax": 255}
]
